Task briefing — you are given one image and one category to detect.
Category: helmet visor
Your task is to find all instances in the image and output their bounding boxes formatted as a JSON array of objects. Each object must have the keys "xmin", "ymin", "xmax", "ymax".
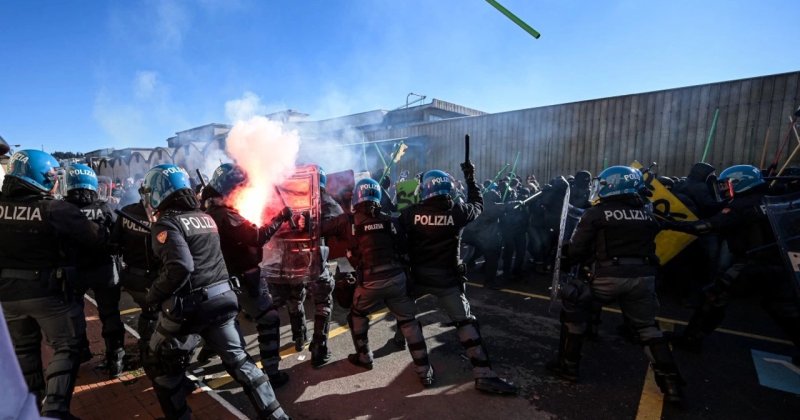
[
  {"xmin": 718, "ymin": 179, "xmax": 735, "ymax": 201},
  {"xmin": 589, "ymin": 177, "xmax": 603, "ymax": 202},
  {"xmin": 138, "ymin": 185, "xmax": 158, "ymax": 222}
]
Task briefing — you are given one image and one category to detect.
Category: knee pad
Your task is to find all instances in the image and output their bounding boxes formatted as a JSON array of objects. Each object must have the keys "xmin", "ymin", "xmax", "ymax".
[{"xmin": 258, "ymin": 308, "xmax": 280, "ymax": 328}]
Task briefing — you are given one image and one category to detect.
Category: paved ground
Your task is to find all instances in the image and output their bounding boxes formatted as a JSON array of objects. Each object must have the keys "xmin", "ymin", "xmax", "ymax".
[{"xmin": 102, "ymin": 268, "xmax": 800, "ymax": 420}]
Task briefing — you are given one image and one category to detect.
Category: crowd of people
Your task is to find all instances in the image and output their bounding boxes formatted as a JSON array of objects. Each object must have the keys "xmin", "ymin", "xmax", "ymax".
[{"xmin": 1, "ymin": 147, "xmax": 798, "ymax": 419}]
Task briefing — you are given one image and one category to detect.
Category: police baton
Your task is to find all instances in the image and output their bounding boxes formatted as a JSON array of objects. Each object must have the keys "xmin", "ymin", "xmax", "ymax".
[
  {"xmin": 114, "ymin": 209, "xmax": 151, "ymax": 232},
  {"xmin": 196, "ymin": 169, "xmax": 207, "ymax": 189},
  {"xmin": 465, "ymin": 134, "xmax": 470, "ymax": 163},
  {"xmin": 274, "ymin": 186, "xmax": 298, "ymax": 230}
]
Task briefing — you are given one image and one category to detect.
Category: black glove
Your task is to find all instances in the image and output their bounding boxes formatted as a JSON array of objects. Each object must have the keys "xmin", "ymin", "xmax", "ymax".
[
  {"xmin": 460, "ymin": 161, "xmax": 476, "ymax": 180},
  {"xmin": 145, "ymin": 285, "xmax": 168, "ymax": 310},
  {"xmin": 278, "ymin": 206, "xmax": 293, "ymax": 222}
]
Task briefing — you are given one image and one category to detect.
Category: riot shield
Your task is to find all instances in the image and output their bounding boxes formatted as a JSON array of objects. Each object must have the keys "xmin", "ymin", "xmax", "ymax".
[
  {"xmin": 97, "ymin": 176, "xmax": 113, "ymax": 202},
  {"xmin": 550, "ymin": 178, "xmax": 571, "ymax": 309},
  {"xmin": 261, "ymin": 164, "xmax": 322, "ymax": 284},
  {"xmin": 326, "ymin": 169, "xmax": 355, "ymax": 212},
  {"xmin": 764, "ymin": 191, "xmax": 800, "ymax": 291}
]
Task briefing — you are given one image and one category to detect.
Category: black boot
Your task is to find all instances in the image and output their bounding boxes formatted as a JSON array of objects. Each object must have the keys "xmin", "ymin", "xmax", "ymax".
[
  {"xmin": 392, "ymin": 325, "xmax": 406, "ymax": 350},
  {"xmin": 546, "ymin": 326, "xmax": 583, "ymax": 383},
  {"xmin": 311, "ymin": 340, "xmax": 332, "ymax": 368},
  {"xmin": 289, "ymin": 314, "xmax": 308, "ymax": 352},
  {"xmin": 311, "ymin": 314, "xmax": 332, "ymax": 367},
  {"xmin": 195, "ymin": 345, "xmax": 217, "ymax": 365},
  {"xmin": 265, "ymin": 370, "xmax": 290, "ymax": 389},
  {"xmin": 105, "ymin": 336, "xmax": 125, "ymax": 378},
  {"xmin": 646, "ymin": 339, "xmax": 685, "ymax": 404}
]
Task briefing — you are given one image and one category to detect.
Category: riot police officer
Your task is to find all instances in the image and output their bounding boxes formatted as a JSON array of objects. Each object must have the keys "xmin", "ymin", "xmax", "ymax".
[
  {"xmin": 139, "ymin": 164, "xmax": 289, "ymax": 420},
  {"xmin": 664, "ymin": 165, "xmax": 800, "ymax": 362},
  {"xmin": 111, "ymin": 197, "xmax": 159, "ymax": 359},
  {"xmin": 0, "ymin": 150, "xmax": 108, "ymax": 419},
  {"xmin": 63, "ymin": 163, "xmax": 125, "ymax": 377},
  {"xmin": 204, "ymin": 163, "xmax": 292, "ymax": 386},
  {"xmin": 548, "ymin": 166, "xmax": 684, "ymax": 403},
  {"xmin": 322, "ymin": 178, "xmax": 434, "ymax": 386},
  {"xmin": 462, "ymin": 185, "xmax": 503, "ymax": 289},
  {"xmin": 399, "ymin": 164, "xmax": 518, "ymax": 395}
]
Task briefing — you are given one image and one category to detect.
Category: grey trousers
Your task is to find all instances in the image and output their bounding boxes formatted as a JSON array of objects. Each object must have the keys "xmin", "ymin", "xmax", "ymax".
[
  {"xmin": 349, "ymin": 272, "xmax": 432, "ymax": 377},
  {"xmin": 3, "ymin": 296, "xmax": 80, "ymax": 415}
]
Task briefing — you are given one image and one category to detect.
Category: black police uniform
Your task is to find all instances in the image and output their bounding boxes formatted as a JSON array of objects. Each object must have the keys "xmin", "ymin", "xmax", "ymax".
[
  {"xmin": 398, "ymin": 167, "xmax": 517, "ymax": 394},
  {"xmin": 667, "ymin": 185, "xmax": 800, "ymax": 357},
  {"xmin": 322, "ymin": 207, "xmax": 434, "ymax": 384},
  {"xmin": 144, "ymin": 208, "xmax": 288, "ymax": 420},
  {"xmin": 462, "ymin": 189, "xmax": 503, "ymax": 288},
  {"xmin": 66, "ymin": 196, "xmax": 125, "ymax": 371},
  {"xmin": 270, "ymin": 189, "xmax": 341, "ymax": 366},
  {"xmin": 500, "ymin": 198, "xmax": 529, "ymax": 282},
  {"xmin": 0, "ymin": 187, "xmax": 107, "ymax": 417},
  {"xmin": 111, "ymin": 202, "xmax": 158, "ymax": 355},
  {"xmin": 206, "ymin": 199, "xmax": 288, "ymax": 383},
  {"xmin": 553, "ymin": 194, "xmax": 683, "ymax": 401}
]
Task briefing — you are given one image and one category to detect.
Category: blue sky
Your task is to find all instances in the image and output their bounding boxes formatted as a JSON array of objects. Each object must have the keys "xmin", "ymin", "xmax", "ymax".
[{"xmin": 1, "ymin": 0, "xmax": 797, "ymax": 153}]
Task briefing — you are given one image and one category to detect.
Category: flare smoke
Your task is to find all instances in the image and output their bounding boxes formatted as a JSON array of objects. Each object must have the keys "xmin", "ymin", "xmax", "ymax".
[{"xmin": 225, "ymin": 116, "xmax": 300, "ymax": 225}]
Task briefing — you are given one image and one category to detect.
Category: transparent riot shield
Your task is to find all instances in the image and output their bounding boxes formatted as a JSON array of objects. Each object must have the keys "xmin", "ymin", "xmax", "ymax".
[
  {"xmin": 261, "ymin": 164, "xmax": 322, "ymax": 284},
  {"xmin": 326, "ymin": 169, "xmax": 355, "ymax": 214},
  {"xmin": 97, "ymin": 176, "xmax": 113, "ymax": 202},
  {"xmin": 550, "ymin": 177, "xmax": 571, "ymax": 310},
  {"xmin": 764, "ymin": 191, "xmax": 800, "ymax": 291}
]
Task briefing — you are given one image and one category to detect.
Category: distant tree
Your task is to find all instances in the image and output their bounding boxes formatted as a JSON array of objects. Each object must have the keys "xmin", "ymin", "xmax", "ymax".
[{"xmin": 52, "ymin": 151, "xmax": 85, "ymax": 160}]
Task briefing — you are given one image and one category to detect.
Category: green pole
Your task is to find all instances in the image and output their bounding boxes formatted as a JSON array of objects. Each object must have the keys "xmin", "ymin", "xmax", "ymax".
[
  {"xmin": 373, "ymin": 143, "xmax": 388, "ymax": 169},
  {"xmin": 502, "ymin": 151, "xmax": 521, "ymax": 201},
  {"xmin": 485, "ymin": 0, "xmax": 541, "ymax": 39},
  {"xmin": 701, "ymin": 108, "xmax": 720, "ymax": 163},
  {"xmin": 603, "ymin": 157, "xmax": 608, "ymax": 170}
]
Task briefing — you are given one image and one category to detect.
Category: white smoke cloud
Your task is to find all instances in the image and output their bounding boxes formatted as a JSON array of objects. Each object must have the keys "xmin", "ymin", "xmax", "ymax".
[
  {"xmin": 224, "ymin": 91, "xmax": 269, "ymax": 123},
  {"xmin": 134, "ymin": 71, "xmax": 159, "ymax": 99},
  {"xmin": 93, "ymin": 71, "xmax": 189, "ymax": 148}
]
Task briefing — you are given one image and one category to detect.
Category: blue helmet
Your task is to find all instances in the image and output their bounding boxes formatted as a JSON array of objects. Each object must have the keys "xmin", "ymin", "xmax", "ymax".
[
  {"xmin": 718, "ymin": 164, "xmax": 764, "ymax": 196},
  {"xmin": 318, "ymin": 166, "xmax": 327, "ymax": 190},
  {"xmin": 139, "ymin": 164, "xmax": 192, "ymax": 212},
  {"xmin": 66, "ymin": 163, "xmax": 98, "ymax": 192},
  {"xmin": 6, "ymin": 150, "xmax": 60, "ymax": 193},
  {"xmin": 421, "ymin": 170, "xmax": 453, "ymax": 201},
  {"xmin": 593, "ymin": 165, "xmax": 643, "ymax": 199},
  {"xmin": 209, "ymin": 163, "xmax": 247, "ymax": 197},
  {"xmin": 352, "ymin": 178, "xmax": 381, "ymax": 207}
]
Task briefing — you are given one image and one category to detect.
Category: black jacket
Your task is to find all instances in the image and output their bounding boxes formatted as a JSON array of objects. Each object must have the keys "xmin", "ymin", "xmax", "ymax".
[
  {"xmin": 146, "ymin": 209, "xmax": 230, "ymax": 305},
  {"xmin": 111, "ymin": 202, "xmax": 157, "ymax": 272},
  {"xmin": 398, "ymin": 177, "xmax": 481, "ymax": 284},
  {"xmin": 569, "ymin": 195, "xmax": 660, "ymax": 277},
  {"xmin": 0, "ymin": 193, "xmax": 107, "ymax": 300}
]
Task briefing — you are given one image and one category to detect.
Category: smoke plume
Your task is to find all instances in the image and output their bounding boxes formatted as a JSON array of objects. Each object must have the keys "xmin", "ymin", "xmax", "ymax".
[{"xmin": 225, "ymin": 116, "xmax": 300, "ymax": 225}]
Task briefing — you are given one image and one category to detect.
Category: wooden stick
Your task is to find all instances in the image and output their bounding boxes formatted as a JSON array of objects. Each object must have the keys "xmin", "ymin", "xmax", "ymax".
[{"xmin": 771, "ymin": 125, "xmax": 800, "ymax": 186}]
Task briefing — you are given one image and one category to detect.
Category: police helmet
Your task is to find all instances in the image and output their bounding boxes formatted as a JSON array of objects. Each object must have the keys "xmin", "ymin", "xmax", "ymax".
[
  {"xmin": 6, "ymin": 149, "xmax": 60, "ymax": 193},
  {"xmin": 420, "ymin": 170, "xmax": 453, "ymax": 201},
  {"xmin": 318, "ymin": 166, "xmax": 327, "ymax": 190},
  {"xmin": 139, "ymin": 164, "xmax": 192, "ymax": 215},
  {"xmin": 591, "ymin": 165, "xmax": 643, "ymax": 200},
  {"xmin": 66, "ymin": 163, "xmax": 98, "ymax": 192},
  {"xmin": 718, "ymin": 164, "xmax": 764, "ymax": 197},
  {"xmin": 209, "ymin": 163, "xmax": 247, "ymax": 197},
  {"xmin": 352, "ymin": 178, "xmax": 381, "ymax": 207}
]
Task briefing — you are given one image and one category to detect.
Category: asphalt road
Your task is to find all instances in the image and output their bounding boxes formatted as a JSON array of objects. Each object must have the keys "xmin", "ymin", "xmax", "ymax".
[{"xmin": 115, "ymin": 269, "xmax": 800, "ymax": 420}]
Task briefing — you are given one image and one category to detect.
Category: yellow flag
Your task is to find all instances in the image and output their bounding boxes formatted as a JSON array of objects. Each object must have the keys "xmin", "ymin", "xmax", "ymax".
[{"xmin": 631, "ymin": 161, "xmax": 698, "ymax": 265}]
